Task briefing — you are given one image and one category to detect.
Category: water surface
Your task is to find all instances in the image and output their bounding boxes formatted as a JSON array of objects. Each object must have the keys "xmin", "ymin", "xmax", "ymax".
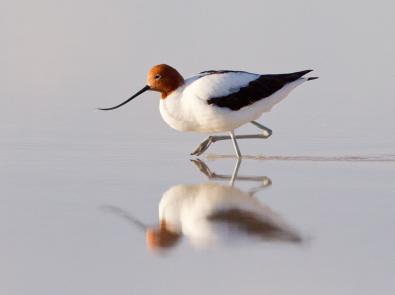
[{"xmin": 2, "ymin": 0, "xmax": 395, "ymax": 294}]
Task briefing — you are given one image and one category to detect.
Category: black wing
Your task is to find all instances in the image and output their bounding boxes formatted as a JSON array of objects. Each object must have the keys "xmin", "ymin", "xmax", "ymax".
[
  {"xmin": 209, "ymin": 209, "xmax": 302, "ymax": 243},
  {"xmin": 207, "ymin": 70, "xmax": 313, "ymax": 111}
]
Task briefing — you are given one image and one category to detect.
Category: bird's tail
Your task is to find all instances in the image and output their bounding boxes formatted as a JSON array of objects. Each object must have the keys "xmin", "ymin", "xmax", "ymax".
[
  {"xmin": 298, "ymin": 70, "xmax": 318, "ymax": 81},
  {"xmin": 285, "ymin": 69, "xmax": 318, "ymax": 81}
]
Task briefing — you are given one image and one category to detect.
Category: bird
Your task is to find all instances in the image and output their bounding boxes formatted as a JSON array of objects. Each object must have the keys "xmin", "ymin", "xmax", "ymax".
[
  {"xmin": 99, "ymin": 64, "xmax": 318, "ymax": 158},
  {"xmin": 103, "ymin": 182, "xmax": 302, "ymax": 251}
]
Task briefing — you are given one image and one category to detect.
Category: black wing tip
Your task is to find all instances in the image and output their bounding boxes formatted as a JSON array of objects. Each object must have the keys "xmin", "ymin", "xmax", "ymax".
[
  {"xmin": 297, "ymin": 70, "xmax": 318, "ymax": 80},
  {"xmin": 297, "ymin": 69, "xmax": 313, "ymax": 76}
]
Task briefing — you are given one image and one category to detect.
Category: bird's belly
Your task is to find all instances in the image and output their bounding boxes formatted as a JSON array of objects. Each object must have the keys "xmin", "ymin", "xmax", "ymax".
[{"xmin": 160, "ymin": 98, "xmax": 262, "ymax": 133}]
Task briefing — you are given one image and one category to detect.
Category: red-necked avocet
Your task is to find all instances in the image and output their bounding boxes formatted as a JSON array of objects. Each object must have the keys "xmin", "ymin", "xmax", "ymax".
[
  {"xmin": 99, "ymin": 64, "xmax": 318, "ymax": 158},
  {"xmin": 103, "ymin": 182, "xmax": 302, "ymax": 251}
]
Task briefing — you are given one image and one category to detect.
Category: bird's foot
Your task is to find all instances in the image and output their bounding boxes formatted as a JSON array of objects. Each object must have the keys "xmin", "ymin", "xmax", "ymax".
[
  {"xmin": 261, "ymin": 128, "xmax": 272, "ymax": 138},
  {"xmin": 261, "ymin": 176, "xmax": 272, "ymax": 187},
  {"xmin": 250, "ymin": 121, "xmax": 273, "ymax": 138},
  {"xmin": 190, "ymin": 136, "xmax": 214, "ymax": 156},
  {"xmin": 190, "ymin": 159, "xmax": 216, "ymax": 178}
]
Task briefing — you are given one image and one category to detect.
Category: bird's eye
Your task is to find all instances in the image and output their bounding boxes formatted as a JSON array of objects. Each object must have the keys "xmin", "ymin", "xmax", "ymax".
[{"xmin": 154, "ymin": 74, "xmax": 161, "ymax": 80}]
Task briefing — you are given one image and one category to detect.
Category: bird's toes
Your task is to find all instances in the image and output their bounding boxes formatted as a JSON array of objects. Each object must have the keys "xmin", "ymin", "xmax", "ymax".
[
  {"xmin": 261, "ymin": 177, "xmax": 272, "ymax": 187},
  {"xmin": 190, "ymin": 138, "xmax": 213, "ymax": 156},
  {"xmin": 191, "ymin": 145, "xmax": 206, "ymax": 156},
  {"xmin": 190, "ymin": 145, "xmax": 205, "ymax": 156},
  {"xmin": 190, "ymin": 159, "xmax": 214, "ymax": 177},
  {"xmin": 191, "ymin": 144, "xmax": 204, "ymax": 156},
  {"xmin": 262, "ymin": 129, "xmax": 273, "ymax": 138}
]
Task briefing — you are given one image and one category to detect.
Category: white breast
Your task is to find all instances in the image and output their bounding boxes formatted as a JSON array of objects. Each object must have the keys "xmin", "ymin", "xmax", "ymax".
[{"xmin": 159, "ymin": 76, "xmax": 202, "ymax": 132}]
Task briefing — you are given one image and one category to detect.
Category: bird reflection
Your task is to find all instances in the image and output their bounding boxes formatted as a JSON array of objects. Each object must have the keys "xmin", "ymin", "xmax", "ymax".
[{"xmin": 103, "ymin": 159, "xmax": 302, "ymax": 252}]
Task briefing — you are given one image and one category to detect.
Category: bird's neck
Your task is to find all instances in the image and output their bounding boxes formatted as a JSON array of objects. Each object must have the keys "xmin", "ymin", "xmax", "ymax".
[{"xmin": 160, "ymin": 75, "xmax": 185, "ymax": 99}]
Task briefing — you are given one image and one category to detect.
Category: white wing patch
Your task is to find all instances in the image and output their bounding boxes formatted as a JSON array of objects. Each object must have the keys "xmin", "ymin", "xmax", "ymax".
[{"xmin": 182, "ymin": 72, "xmax": 259, "ymax": 102}]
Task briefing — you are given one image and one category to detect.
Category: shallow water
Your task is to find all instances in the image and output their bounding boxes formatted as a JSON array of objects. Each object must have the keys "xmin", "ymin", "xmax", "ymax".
[
  {"xmin": 1, "ymin": 139, "xmax": 394, "ymax": 294},
  {"xmin": 3, "ymin": 0, "xmax": 395, "ymax": 294}
]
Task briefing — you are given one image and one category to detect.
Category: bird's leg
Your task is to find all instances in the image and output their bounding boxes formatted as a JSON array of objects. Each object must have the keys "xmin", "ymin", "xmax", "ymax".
[
  {"xmin": 190, "ymin": 135, "xmax": 228, "ymax": 156},
  {"xmin": 190, "ymin": 122, "xmax": 271, "ymax": 156},
  {"xmin": 191, "ymin": 134, "xmax": 270, "ymax": 156},
  {"xmin": 190, "ymin": 158, "xmax": 241, "ymax": 183},
  {"xmin": 191, "ymin": 158, "xmax": 270, "ymax": 183},
  {"xmin": 250, "ymin": 120, "xmax": 272, "ymax": 138},
  {"xmin": 229, "ymin": 131, "xmax": 242, "ymax": 159},
  {"xmin": 248, "ymin": 177, "xmax": 272, "ymax": 195},
  {"xmin": 229, "ymin": 157, "xmax": 241, "ymax": 186},
  {"xmin": 190, "ymin": 158, "xmax": 217, "ymax": 179}
]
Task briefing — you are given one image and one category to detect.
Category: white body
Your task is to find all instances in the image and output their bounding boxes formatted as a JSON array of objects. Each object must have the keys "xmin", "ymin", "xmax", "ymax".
[
  {"xmin": 159, "ymin": 182, "xmax": 300, "ymax": 248},
  {"xmin": 159, "ymin": 72, "xmax": 307, "ymax": 133}
]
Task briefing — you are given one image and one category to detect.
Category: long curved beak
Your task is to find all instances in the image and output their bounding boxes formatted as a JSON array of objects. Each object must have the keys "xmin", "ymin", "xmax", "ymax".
[
  {"xmin": 98, "ymin": 85, "xmax": 150, "ymax": 111},
  {"xmin": 101, "ymin": 205, "xmax": 148, "ymax": 231}
]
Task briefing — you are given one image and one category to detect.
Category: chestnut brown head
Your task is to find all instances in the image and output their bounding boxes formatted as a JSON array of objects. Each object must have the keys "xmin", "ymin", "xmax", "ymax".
[{"xmin": 98, "ymin": 64, "xmax": 184, "ymax": 111}]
